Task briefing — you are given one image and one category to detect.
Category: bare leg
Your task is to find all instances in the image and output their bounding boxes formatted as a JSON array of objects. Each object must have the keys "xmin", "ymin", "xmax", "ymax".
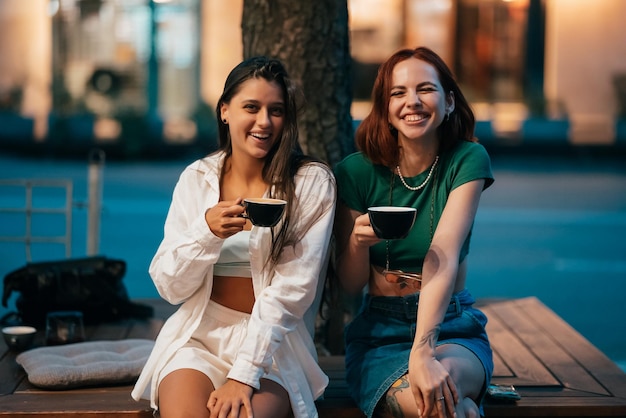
[
  {"xmin": 374, "ymin": 344, "xmax": 486, "ymax": 418},
  {"xmin": 458, "ymin": 397, "xmax": 481, "ymax": 418},
  {"xmin": 249, "ymin": 378, "xmax": 293, "ymax": 418},
  {"xmin": 158, "ymin": 368, "xmax": 214, "ymax": 418},
  {"xmin": 438, "ymin": 344, "xmax": 484, "ymax": 418},
  {"xmin": 158, "ymin": 371, "xmax": 291, "ymax": 418}
]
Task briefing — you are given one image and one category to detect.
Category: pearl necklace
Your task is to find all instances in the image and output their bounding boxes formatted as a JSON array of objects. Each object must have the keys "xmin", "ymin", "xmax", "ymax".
[
  {"xmin": 396, "ymin": 156, "xmax": 439, "ymax": 191},
  {"xmin": 385, "ymin": 160, "xmax": 438, "ymax": 287}
]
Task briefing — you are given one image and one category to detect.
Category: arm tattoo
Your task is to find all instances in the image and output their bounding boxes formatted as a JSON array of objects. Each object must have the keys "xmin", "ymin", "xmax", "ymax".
[{"xmin": 415, "ymin": 325, "xmax": 441, "ymax": 350}]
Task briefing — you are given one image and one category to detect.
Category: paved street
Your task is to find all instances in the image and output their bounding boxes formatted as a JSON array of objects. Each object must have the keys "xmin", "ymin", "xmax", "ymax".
[{"xmin": 1, "ymin": 148, "xmax": 625, "ymax": 370}]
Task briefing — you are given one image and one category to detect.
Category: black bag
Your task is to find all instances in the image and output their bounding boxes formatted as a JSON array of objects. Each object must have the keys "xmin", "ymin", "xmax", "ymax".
[{"xmin": 1, "ymin": 256, "xmax": 153, "ymax": 326}]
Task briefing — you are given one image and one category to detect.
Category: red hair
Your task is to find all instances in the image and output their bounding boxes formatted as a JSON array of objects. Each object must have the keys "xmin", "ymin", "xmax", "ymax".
[{"xmin": 355, "ymin": 47, "xmax": 476, "ymax": 167}]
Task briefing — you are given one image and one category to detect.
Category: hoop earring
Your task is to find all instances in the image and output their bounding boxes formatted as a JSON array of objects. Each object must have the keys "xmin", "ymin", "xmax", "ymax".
[{"xmin": 222, "ymin": 119, "xmax": 228, "ymax": 124}]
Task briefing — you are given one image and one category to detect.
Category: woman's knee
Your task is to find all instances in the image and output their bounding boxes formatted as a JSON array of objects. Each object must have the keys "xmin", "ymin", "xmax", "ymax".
[
  {"xmin": 436, "ymin": 344, "xmax": 486, "ymax": 400},
  {"xmin": 458, "ymin": 397, "xmax": 481, "ymax": 418},
  {"xmin": 158, "ymin": 369, "xmax": 215, "ymax": 418},
  {"xmin": 250, "ymin": 379, "xmax": 293, "ymax": 418}
]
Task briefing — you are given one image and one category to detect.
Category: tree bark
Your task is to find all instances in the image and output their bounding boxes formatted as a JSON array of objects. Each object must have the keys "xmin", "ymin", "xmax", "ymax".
[{"xmin": 242, "ymin": 0, "xmax": 354, "ymax": 166}]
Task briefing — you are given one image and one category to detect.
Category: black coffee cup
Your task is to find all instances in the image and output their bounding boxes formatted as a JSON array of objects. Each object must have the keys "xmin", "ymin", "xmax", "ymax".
[
  {"xmin": 242, "ymin": 198, "xmax": 287, "ymax": 227},
  {"xmin": 2, "ymin": 325, "xmax": 37, "ymax": 351},
  {"xmin": 368, "ymin": 206, "xmax": 417, "ymax": 239}
]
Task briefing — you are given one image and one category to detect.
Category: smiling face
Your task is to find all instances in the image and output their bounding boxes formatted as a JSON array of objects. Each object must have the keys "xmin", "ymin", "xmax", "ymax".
[
  {"xmin": 388, "ymin": 57, "xmax": 454, "ymax": 144},
  {"xmin": 220, "ymin": 77, "xmax": 285, "ymax": 162}
]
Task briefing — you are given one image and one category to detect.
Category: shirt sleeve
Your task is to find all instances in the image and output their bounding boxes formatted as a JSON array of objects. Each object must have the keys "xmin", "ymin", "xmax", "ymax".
[
  {"xmin": 227, "ymin": 163, "xmax": 337, "ymax": 387},
  {"xmin": 334, "ymin": 152, "xmax": 371, "ymax": 213},
  {"xmin": 448, "ymin": 141, "xmax": 494, "ymax": 192},
  {"xmin": 148, "ymin": 163, "xmax": 224, "ymax": 305}
]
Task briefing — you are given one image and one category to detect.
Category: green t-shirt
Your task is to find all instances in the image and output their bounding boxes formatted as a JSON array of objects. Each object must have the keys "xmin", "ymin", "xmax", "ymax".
[{"xmin": 334, "ymin": 140, "xmax": 494, "ymax": 272}]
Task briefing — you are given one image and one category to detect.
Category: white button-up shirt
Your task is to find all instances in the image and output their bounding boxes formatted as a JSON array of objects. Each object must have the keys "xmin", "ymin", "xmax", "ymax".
[{"xmin": 131, "ymin": 151, "xmax": 336, "ymax": 418}]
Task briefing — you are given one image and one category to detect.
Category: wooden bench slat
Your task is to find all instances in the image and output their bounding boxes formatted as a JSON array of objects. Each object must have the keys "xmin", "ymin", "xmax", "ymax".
[
  {"xmin": 0, "ymin": 391, "xmax": 152, "ymax": 417},
  {"xmin": 491, "ymin": 349, "xmax": 514, "ymax": 378},
  {"xmin": 486, "ymin": 396, "xmax": 626, "ymax": 418},
  {"xmin": 126, "ymin": 317, "xmax": 165, "ymax": 340},
  {"xmin": 0, "ymin": 351, "xmax": 24, "ymax": 396},
  {"xmin": 516, "ymin": 297, "xmax": 626, "ymax": 399},
  {"xmin": 482, "ymin": 298, "xmax": 626, "ymax": 417},
  {"xmin": 493, "ymin": 297, "xmax": 610, "ymax": 396},
  {"xmin": 88, "ymin": 322, "xmax": 132, "ymax": 341},
  {"xmin": 483, "ymin": 302, "xmax": 561, "ymax": 386}
]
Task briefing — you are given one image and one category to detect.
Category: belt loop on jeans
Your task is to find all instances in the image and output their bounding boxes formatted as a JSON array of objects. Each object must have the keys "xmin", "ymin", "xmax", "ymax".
[
  {"xmin": 404, "ymin": 293, "xmax": 418, "ymax": 320},
  {"xmin": 450, "ymin": 294, "xmax": 461, "ymax": 316}
]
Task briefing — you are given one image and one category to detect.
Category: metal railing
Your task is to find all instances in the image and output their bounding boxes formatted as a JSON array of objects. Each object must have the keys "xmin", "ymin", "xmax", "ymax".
[
  {"xmin": 0, "ymin": 149, "xmax": 106, "ymax": 262},
  {"xmin": 0, "ymin": 178, "xmax": 73, "ymax": 261}
]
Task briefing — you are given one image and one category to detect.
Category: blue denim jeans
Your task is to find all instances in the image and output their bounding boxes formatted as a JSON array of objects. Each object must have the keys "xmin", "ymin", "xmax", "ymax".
[{"xmin": 344, "ymin": 289, "xmax": 493, "ymax": 418}]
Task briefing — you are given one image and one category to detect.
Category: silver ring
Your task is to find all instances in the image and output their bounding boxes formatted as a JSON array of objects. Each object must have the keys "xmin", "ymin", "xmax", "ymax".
[{"xmin": 438, "ymin": 396, "xmax": 445, "ymax": 401}]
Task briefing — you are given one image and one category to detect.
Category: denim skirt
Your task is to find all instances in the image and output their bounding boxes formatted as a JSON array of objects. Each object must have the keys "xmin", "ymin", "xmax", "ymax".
[{"xmin": 344, "ymin": 288, "xmax": 493, "ymax": 418}]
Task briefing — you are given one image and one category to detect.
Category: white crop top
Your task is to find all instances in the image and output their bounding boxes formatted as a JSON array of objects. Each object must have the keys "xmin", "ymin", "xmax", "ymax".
[{"xmin": 214, "ymin": 230, "xmax": 252, "ymax": 278}]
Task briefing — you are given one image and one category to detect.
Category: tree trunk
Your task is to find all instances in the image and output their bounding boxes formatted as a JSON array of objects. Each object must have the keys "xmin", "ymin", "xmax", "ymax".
[{"xmin": 242, "ymin": 0, "xmax": 354, "ymax": 166}]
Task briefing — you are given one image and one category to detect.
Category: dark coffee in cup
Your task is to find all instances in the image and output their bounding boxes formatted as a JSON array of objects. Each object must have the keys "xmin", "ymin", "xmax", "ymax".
[
  {"xmin": 243, "ymin": 198, "xmax": 287, "ymax": 227},
  {"xmin": 368, "ymin": 206, "xmax": 417, "ymax": 239}
]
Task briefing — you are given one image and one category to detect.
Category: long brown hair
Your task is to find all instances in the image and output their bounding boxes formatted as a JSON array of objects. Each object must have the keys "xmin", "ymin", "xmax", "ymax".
[
  {"xmin": 356, "ymin": 46, "xmax": 477, "ymax": 168},
  {"xmin": 214, "ymin": 56, "xmax": 318, "ymax": 265}
]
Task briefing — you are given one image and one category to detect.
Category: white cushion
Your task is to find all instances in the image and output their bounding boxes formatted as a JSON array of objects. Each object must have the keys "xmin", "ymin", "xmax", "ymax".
[{"xmin": 15, "ymin": 339, "xmax": 154, "ymax": 389}]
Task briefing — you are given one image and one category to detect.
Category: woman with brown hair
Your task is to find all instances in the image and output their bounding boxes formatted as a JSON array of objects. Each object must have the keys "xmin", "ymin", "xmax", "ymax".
[{"xmin": 132, "ymin": 56, "xmax": 336, "ymax": 418}]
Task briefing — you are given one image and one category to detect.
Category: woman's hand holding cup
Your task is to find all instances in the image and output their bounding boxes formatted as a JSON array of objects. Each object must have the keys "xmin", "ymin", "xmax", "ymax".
[
  {"xmin": 350, "ymin": 212, "xmax": 383, "ymax": 248},
  {"xmin": 205, "ymin": 198, "xmax": 247, "ymax": 238}
]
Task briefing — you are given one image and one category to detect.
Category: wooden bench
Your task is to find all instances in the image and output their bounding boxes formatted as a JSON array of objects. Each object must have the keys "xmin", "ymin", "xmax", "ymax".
[{"xmin": 1, "ymin": 297, "xmax": 625, "ymax": 417}]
